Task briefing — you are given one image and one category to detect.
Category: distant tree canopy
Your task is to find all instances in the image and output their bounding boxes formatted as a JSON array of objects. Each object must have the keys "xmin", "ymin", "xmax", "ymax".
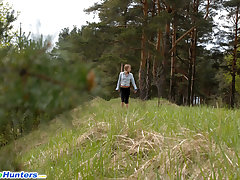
[{"xmin": 55, "ymin": 0, "xmax": 226, "ymax": 105}]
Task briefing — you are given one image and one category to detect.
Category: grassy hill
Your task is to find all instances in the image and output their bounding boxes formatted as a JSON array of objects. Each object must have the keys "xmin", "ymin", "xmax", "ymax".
[{"xmin": 1, "ymin": 98, "xmax": 240, "ymax": 179}]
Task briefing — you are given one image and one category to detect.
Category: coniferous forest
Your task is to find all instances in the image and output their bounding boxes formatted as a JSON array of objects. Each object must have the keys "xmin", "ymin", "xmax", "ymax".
[{"xmin": 1, "ymin": 0, "xmax": 240, "ymax": 178}]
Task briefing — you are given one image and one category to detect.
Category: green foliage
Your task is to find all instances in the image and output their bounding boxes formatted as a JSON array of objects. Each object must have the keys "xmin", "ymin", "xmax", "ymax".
[
  {"xmin": 220, "ymin": 46, "xmax": 240, "ymax": 93},
  {"xmin": 0, "ymin": 1, "xmax": 17, "ymax": 47},
  {"xmin": 0, "ymin": 31, "xmax": 96, "ymax": 146},
  {"xmin": 224, "ymin": 0, "xmax": 240, "ymax": 7}
]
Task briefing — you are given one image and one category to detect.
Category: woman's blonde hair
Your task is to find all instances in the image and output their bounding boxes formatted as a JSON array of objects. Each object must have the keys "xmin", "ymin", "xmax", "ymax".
[{"xmin": 124, "ymin": 64, "xmax": 131, "ymax": 71}]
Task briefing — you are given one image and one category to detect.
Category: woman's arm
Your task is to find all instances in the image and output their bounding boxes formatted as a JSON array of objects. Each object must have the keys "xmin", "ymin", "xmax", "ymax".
[
  {"xmin": 130, "ymin": 74, "xmax": 137, "ymax": 91},
  {"xmin": 116, "ymin": 72, "xmax": 122, "ymax": 91}
]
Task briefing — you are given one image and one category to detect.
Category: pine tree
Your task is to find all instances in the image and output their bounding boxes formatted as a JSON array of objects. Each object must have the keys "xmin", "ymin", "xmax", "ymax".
[
  {"xmin": 215, "ymin": 0, "xmax": 240, "ymax": 108},
  {"xmin": 224, "ymin": 0, "xmax": 240, "ymax": 108}
]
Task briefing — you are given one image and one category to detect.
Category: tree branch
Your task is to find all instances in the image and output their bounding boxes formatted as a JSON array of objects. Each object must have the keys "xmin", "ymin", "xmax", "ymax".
[
  {"xmin": 21, "ymin": 70, "xmax": 83, "ymax": 91},
  {"xmin": 169, "ymin": 26, "xmax": 195, "ymax": 53},
  {"xmin": 176, "ymin": 54, "xmax": 188, "ymax": 66},
  {"xmin": 204, "ymin": 0, "xmax": 210, "ymax": 19}
]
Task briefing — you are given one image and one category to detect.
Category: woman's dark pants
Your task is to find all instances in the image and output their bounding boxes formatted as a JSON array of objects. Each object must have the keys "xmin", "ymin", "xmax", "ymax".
[{"xmin": 120, "ymin": 87, "xmax": 130, "ymax": 104}]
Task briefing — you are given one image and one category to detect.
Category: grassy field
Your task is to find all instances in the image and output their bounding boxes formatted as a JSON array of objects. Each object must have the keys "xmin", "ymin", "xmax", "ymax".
[{"xmin": 2, "ymin": 98, "xmax": 240, "ymax": 179}]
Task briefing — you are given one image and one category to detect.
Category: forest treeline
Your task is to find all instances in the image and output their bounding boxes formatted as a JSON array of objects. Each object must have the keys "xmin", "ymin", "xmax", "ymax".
[
  {"xmin": 0, "ymin": 0, "xmax": 239, "ymax": 146},
  {"xmin": 80, "ymin": 0, "xmax": 239, "ymax": 107}
]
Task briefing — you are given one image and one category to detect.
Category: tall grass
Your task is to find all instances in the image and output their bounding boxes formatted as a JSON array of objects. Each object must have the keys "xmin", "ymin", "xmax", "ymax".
[{"xmin": 4, "ymin": 97, "xmax": 240, "ymax": 179}]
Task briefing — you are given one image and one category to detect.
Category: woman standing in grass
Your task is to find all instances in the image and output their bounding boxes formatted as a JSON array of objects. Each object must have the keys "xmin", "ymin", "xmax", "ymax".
[{"xmin": 116, "ymin": 64, "xmax": 138, "ymax": 108}]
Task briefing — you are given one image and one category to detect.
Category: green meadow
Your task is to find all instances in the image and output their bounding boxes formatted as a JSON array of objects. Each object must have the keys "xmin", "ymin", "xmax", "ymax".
[{"xmin": 2, "ymin": 98, "xmax": 240, "ymax": 179}]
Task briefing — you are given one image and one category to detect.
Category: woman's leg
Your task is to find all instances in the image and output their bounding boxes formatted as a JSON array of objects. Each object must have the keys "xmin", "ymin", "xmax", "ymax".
[
  {"xmin": 125, "ymin": 88, "xmax": 130, "ymax": 108},
  {"xmin": 120, "ymin": 88, "xmax": 125, "ymax": 108}
]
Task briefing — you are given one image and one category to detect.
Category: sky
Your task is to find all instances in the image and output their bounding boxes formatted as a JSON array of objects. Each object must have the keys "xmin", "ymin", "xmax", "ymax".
[
  {"xmin": 5, "ymin": 0, "xmax": 100, "ymax": 43},
  {"xmin": 4, "ymin": 0, "xmax": 227, "ymax": 50}
]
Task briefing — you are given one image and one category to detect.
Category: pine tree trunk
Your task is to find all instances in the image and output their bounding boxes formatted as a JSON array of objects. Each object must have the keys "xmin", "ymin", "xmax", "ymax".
[
  {"xmin": 154, "ymin": 30, "xmax": 163, "ymax": 102},
  {"xmin": 191, "ymin": 28, "xmax": 197, "ymax": 105},
  {"xmin": 145, "ymin": 0, "xmax": 156, "ymax": 100},
  {"xmin": 170, "ymin": 15, "xmax": 177, "ymax": 101},
  {"xmin": 139, "ymin": 31, "xmax": 147, "ymax": 100},
  {"xmin": 153, "ymin": 0, "xmax": 162, "ymax": 100},
  {"xmin": 153, "ymin": 30, "xmax": 161, "ymax": 82},
  {"xmin": 159, "ymin": 6, "xmax": 171, "ymax": 99},
  {"xmin": 190, "ymin": 0, "xmax": 199, "ymax": 106},
  {"xmin": 187, "ymin": 0, "xmax": 199, "ymax": 106},
  {"xmin": 188, "ymin": 34, "xmax": 193, "ymax": 106},
  {"xmin": 139, "ymin": 0, "xmax": 148, "ymax": 100},
  {"xmin": 146, "ymin": 52, "xmax": 152, "ymax": 100},
  {"xmin": 230, "ymin": 5, "xmax": 239, "ymax": 108}
]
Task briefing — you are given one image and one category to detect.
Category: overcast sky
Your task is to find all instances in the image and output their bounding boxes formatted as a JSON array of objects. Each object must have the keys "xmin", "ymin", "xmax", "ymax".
[
  {"xmin": 6, "ymin": 0, "xmax": 100, "ymax": 43},
  {"xmin": 4, "ymin": 0, "xmax": 227, "ymax": 50}
]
